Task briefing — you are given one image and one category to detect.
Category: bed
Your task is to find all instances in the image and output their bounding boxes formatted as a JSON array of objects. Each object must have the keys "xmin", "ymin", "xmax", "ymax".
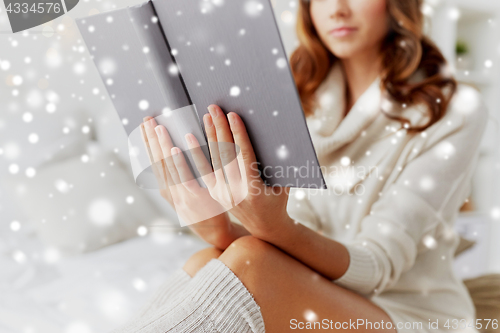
[{"xmin": 0, "ymin": 225, "xmax": 208, "ymax": 333}]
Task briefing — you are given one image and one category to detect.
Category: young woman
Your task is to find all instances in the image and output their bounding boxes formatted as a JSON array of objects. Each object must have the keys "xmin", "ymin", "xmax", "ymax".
[{"xmin": 116, "ymin": 0, "xmax": 488, "ymax": 332}]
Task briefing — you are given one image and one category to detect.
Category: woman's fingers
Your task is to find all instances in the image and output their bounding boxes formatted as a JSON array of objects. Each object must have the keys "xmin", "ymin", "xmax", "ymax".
[
  {"xmin": 206, "ymin": 105, "xmax": 241, "ymax": 186},
  {"xmin": 154, "ymin": 124, "xmax": 182, "ymax": 187},
  {"xmin": 142, "ymin": 121, "xmax": 177, "ymax": 203},
  {"xmin": 207, "ymin": 105, "xmax": 234, "ymax": 145},
  {"xmin": 204, "ymin": 113, "xmax": 228, "ymax": 187},
  {"xmin": 153, "ymin": 124, "xmax": 201, "ymax": 194},
  {"xmin": 185, "ymin": 133, "xmax": 216, "ymax": 189},
  {"xmin": 143, "ymin": 117, "xmax": 164, "ymax": 162},
  {"xmin": 171, "ymin": 147, "xmax": 200, "ymax": 193},
  {"xmin": 227, "ymin": 112, "xmax": 261, "ymax": 183},
  {"xmin": 140, "ymin": 118, "xmax": 154, "ymax": 165},
  {"xmin": 141, "ymin": 117, "xmax": 170, "ymax": 191}
]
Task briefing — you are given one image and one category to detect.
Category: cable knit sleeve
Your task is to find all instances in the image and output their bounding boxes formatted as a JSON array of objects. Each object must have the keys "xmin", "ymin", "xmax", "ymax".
[{"xmin": 332, "ymin": 85, "xmax": 490, "ymax": 296}]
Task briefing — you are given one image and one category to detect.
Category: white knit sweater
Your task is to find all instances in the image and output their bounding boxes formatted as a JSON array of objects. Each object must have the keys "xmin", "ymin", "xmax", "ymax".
[{"xmin": 286, "ymin": 63, "xmax": 489, "ymax": 331}]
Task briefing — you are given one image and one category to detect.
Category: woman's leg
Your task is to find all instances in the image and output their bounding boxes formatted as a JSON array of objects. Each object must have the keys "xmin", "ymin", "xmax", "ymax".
[
  {"xmin": 119, "ymin": 238, "xmax": 396, "ymax": 333},
  {"xmin": 182, "ymin": 246, "xmax": 223, "ymax": 277},
  {"xmin": 214, "ymin": 235, "xmax": 397, "ymax": 333},
  {"xmin": 114, "ymin": 248, "xmax": 264, "ymax": 333},
  {"xmin": 135, "ymin": 247, "xmax": 222, "ymax": 318}
]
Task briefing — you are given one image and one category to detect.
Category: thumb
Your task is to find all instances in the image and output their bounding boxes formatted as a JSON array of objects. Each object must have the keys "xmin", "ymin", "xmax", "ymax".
[{"xmin": 273, "ymin": 186, "xmax": 291, "ymax": 197}]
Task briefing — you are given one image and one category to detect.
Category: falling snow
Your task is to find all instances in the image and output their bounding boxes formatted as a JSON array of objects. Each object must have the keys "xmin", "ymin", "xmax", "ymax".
[
  {"xmin": 168, "ymin": 64, "xmax": 179, "ymax": 75},
  {"xmin": 28, "ymin": 133, "xmax": 39, "ymax": 144},
  {"xmin": 419, "ymin": 176, "xmax": 435, "ymax": 191},
  {"xmin": 229, "ymin": 86, "xmax": 241, "ymax": 97},
  {"xmin": 423, "ymin": 235, "xmax": 437, "ymax": 249},
  {"xmin": 304, "ymin": 309, "xmax": 318, "ymax": 322},
  {"xmin": 55, "ymin": 179, "xmax": 70, "ymax": 193},
  {"xmin": 22, "ymin": 112, "xmax": 33, "ymax": 123},
  {"xmin": 88, "ymin": 198, "xmax": 116, "ymax": 227},
  {"xmin": 433, "ymin": 141, "xmax": 456, "ymax": 160},
  {"xmin": 244, "ymin": 0, "xmax": 264, "ymax": 17},
  {"xmin": 10, "ymin": 221, "xmax": 21, "ymax": 231},
  {"xmin": 276, "ymin": 145, "xmax": 289, "ymax": 159},
  {"xmin": 340, "ymin": 156, "xmax": 351, "ymax": 166},
  {"xmin": 137, "ymin": 226, "xmax": 148, "ymax": 236},
  {"xmin": 25, "ymin": 167, "xmax": 36, "ymax": 178},
  {"xmin": 98, "ymin": 58, "xmax": 117, "ymax": 75},
  {"xmin": 276, "ymin": 57, "xmax": 287, "ymax": 68},
  {"xmin": 139, "ymin": 100, "xmax": 150, "ymax": 110},
  {"xmin": 0, "ymin": 2, "xmax": 498, "ymax": 331}
]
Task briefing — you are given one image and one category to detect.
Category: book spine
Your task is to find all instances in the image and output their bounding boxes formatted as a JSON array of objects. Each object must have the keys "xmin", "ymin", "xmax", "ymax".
[{"xmin": 127, "ymin": 1, "xmax": 192, "ymax": 114}]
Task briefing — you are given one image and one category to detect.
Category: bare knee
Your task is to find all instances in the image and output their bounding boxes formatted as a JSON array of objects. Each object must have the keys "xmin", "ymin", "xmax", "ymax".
[
  {"xmin": 224, "ymin": 235, "xmax": 273, "ymax": 257},
  {"xmin": 218, "ymin": 236, "xmax": 278, "ymax": 275},
  {"xmin": 183, "ymin": 246, "xmax": 223, "ymax": 277}
]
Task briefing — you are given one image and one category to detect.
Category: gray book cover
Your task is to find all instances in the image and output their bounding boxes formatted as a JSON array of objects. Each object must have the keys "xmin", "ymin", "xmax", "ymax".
[{"xmin": 75, "ymin": 0, "xmax": 326, "ymax": 189}]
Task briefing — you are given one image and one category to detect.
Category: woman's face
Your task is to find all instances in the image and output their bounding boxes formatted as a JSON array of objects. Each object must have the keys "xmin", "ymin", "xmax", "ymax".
[{"xmin": 310, "ymin": 0, "xmax": 390, "ymax": 60}]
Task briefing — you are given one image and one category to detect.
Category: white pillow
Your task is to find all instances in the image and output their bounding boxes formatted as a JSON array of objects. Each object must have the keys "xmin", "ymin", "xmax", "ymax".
[
  {"xmin": 0, "ymin": 92, "xmax": 93, "ymax": 175},
  {"xmin": 83, "ymin": 101, "xmax": 182, "ymax": 223},
  {"xmin": 3, "ymin": 142, "xmax": 171, "ymax": 255}
]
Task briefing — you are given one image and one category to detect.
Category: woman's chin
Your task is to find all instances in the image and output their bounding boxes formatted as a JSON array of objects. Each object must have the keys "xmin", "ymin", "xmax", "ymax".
[{"xmin": 328, "ymin": 45, "xmax": 361, "ymax": 60}]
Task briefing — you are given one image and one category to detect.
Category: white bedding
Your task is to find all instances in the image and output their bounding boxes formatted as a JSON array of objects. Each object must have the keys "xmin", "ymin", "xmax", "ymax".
[{"xmin": 0, "ymin": 229, "xmax": 208, "ymax": 333}]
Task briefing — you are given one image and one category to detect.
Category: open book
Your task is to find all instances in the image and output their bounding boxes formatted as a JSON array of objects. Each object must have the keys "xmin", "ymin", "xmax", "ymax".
[{"xmin": 75, "ymin": 0, "xmax": 326, "ymax": 189}]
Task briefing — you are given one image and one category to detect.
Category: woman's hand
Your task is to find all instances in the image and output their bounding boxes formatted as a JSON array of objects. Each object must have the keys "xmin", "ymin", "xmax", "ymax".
[
  {"xmin": 144, "ymin": 108, "xmax": 350, "ymax": 282},
  {"xmin": 141, "ymin": 116, "xmax": 249, "ymax": 250},
  {"xmin": 185, "ymin": 105, "xmax": 295, "ymax": 241}
]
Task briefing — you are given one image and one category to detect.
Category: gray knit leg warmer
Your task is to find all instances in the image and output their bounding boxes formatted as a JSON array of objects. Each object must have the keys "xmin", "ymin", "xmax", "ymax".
[
  {"xmin": 135, "ymin": 268, "xmax": 192, "ymax": 318},
  {"xmin": 112, "ymin": 258, "xmax": 266, "ymax": 333}
]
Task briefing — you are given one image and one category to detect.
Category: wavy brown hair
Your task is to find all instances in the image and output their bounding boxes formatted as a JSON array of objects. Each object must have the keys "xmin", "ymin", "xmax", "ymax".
[{"xmin": 290, "ymin": 0, "xmax": 457, "ymax": 133}]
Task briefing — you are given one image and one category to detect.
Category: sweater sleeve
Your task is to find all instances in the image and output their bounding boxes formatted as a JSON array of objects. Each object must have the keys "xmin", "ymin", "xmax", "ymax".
[{"xmin": 332, "ymin": 86, "xmax": 489, "ymax": 296}]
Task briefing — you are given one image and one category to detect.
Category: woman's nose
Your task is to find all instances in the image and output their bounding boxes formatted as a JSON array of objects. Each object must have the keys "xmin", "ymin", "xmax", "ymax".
[{"xmin": 329, "ymin": 0, "xmax": 351, "ymax": 19}]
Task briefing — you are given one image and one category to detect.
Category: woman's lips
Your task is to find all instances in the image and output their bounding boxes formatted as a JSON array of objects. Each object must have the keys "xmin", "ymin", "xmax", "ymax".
[{"xmin": 329, "ymin": 27, "xmax": 358, "ymax": 37}]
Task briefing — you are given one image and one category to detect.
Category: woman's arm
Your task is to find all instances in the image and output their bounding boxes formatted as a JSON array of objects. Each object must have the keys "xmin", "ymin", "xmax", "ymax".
[
  {"xmin": 188, "ymin": 216, "xmax": 251, "ymax": 251},
  {"xmin": 183, "ymin": 98, "xmax": 488, "ymax": 297},
  {"xmin": 262, "ymin": 216, "xmax": 350, "ymax": 281},
  {"xmin": 169, "ymin": 106, "xmax": 349, "ymax": 279},
  {"xmin": 266, "ymin": 86, "xmax": 490, "ymax": 294}
]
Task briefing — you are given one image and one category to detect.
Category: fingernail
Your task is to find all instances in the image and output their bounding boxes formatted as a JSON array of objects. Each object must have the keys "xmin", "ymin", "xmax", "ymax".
[
  {"xmin": 143, "ymin": 117, "xmax": 153, "ymax": 127},
  {"xmin": 207, "ymin": 105, "xmax": 218, "ymax": 118},
  {"xmin": 228, "ymin": 112, "xmax": 236, "ymax": 125},
  {"xmin": 204, "ymin": 114, "xmax": 213, "ymax": 127},
  {"xmin": 171, "ymin": 147, "xmax": 180, "ymax": 156},
  {"xmin": 185, "ymin": 133, "xmax": 193, "ymax": 144},
  {"xmin": 154, "ymin": 125, "xmax": 162, "ymax": 137}
]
